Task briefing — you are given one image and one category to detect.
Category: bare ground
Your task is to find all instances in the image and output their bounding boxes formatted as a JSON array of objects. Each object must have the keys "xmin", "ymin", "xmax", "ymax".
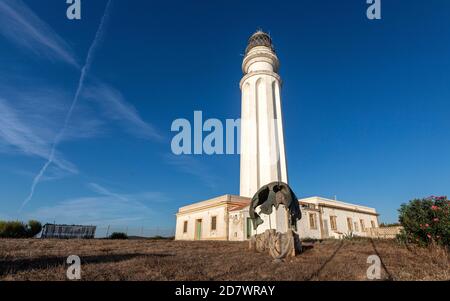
[{"xmin": 0, "ymin": 238, "xmax": 448, "ymax": 281}]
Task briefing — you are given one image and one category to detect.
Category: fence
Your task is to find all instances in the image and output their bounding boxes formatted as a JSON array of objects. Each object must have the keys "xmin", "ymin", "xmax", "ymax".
[
  {"xmin": 95, "ymin": 226, "xmax": 175, "ymax": 239},
  {"xmin": 367, "ymin": 226, "xmax": 403, "ymax": 239},
  {"xmin": 41, "ymin": 224, "xmax": 96, "ymax": 239}
]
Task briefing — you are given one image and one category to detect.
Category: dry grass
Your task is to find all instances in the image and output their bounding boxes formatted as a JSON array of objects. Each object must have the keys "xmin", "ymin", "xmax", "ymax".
[{"xmin": 0, "ymin": 238, "xmax": 448, "ymax": 281}]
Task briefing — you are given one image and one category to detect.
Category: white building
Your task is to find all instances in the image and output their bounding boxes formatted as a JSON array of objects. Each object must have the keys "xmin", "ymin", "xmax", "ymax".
[
  {"xmin": 175, "ymin": 31, "xmax": 380, "ymax": 241},
  {"xmin": 176, "ymin": 195, "xmax": 379, "ymax": 241}
]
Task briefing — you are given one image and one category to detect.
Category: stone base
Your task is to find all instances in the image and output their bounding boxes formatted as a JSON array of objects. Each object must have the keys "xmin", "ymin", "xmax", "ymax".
[{"xmin": 249, "ymin": 229, "xmax": 302, "ymax": 260}]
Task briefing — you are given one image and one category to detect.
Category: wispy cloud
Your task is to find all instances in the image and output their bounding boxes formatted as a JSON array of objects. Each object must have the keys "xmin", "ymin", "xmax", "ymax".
[
  {"xmin": 164, "ymin": 154, "xmax": 218, "ymax": 189},
  {"xmin": 0, "ymin": 0, "xmax": 164, "ymax": 211},
  {"xmin": 21, "ymin": 0, "xmax": 114, "ymax": 211},
  {"xmin": 83, "ymin": 82, "xmax": 164, "ymax": 141},
  {"xmin": 14, "ymin": 165, "xmax": 75, "ymax": 183},
  {"xmin": 0, "ymin": 97, "xmax": 78, "ymax": 174},
  {"xmin": 0, "ymin": 0, "xmax": 79, "ymax": 67},
  {"xmin": 25, "ymin": 183, "xmax": 168, "ymax": 226},
  {"xmin": 27, "ymin": 196, "xmax": 153, "ymax": 226},
  {"xmin": 88, "ymin": 182, "xmax": 169, "ymax": 203}
]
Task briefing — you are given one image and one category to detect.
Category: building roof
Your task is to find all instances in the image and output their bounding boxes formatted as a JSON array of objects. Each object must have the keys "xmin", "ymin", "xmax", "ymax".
[
  {"xmin": 300, "ymin": 196, "xmax": 378, "ymax": 215},
  {"xmin": 177, "ymin": 195, "xmax": 250, "ymax": 215},
  {"xmin": 177, "ymin": 195, "xmax": 378, "ymax": 216},
  {"xmin": 229, "ymin": 202, "xmax": 251, "ymax": 212}
]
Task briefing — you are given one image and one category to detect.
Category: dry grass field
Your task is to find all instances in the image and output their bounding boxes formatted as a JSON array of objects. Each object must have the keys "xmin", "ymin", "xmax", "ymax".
[{"xmin": 0, "ymin": 238, "xmax": 448, "ymax": 281}]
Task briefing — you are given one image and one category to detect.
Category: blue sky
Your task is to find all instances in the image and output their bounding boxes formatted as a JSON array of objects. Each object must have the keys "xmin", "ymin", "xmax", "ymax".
[{"xmin": 0, "ymin": 0, "xmax": 449, "ymax": 230}]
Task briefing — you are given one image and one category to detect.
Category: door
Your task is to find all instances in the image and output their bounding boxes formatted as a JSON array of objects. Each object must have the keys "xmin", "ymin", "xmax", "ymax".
[
  {"xmin": 195, "ymin": 219, "xmax": 202, "ymax": 240},
  {"xmin": 246, "ymin": 218, "xmax": 252, "ymax": 239}
]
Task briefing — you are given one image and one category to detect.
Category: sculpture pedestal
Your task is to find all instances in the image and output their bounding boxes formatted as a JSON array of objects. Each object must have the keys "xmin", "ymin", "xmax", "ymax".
[{"xmin": 249, "ymin": 229, "xmax": 302, "ymax": 260}]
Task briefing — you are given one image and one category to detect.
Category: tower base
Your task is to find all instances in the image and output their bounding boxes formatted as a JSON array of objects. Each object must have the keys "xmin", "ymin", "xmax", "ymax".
[{"xmin": 249, "ymin": 229, "xmax": 302, "ymax": 260}]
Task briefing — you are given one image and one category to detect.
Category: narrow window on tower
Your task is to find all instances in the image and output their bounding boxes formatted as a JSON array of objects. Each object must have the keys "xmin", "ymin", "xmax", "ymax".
[{"xmin": 183, "ymin": 221, "xmax": 188, "ymax": 233}]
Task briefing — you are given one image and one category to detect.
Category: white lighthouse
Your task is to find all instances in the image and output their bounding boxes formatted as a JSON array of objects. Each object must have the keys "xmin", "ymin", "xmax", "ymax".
[
  {"xmin": 240, "ymin": 31, "xmax": 289, "ymax": 198},
  {"xmin": 175, "ymin": 31, "xmax": 380, "ymax": 243},
  {"xmin": 239, "ymin": 31, "xmax": 290, "ymax": 233}
]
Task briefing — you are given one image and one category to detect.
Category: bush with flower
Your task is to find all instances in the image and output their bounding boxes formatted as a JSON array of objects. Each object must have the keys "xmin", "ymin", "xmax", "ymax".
[{"xmin": 397, "ymin": 196, "xmax": 449, "ymax": 247}]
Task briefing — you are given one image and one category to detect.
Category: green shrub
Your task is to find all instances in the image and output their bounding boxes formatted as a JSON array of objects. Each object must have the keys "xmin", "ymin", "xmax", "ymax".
[
  {"xmin": 27, "ymin": 220, "xmax": 42, "ymax": 237},
  {"xmin": 0, "ymin": 220, "xmax": 43, "ymax": 238},
  {"xmin": 398, "ymin": 196, "xmax": 449, "ymax": 247},
  {"xmin": 0, "ymin": 221, "xmax": 28, "ymax": 238},
  {"xmin": 109, "ymin": 232, "xmax": 128, "ymax": 240}
]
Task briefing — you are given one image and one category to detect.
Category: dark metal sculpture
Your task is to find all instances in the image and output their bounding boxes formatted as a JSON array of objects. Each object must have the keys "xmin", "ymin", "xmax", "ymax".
[{"xmin": 249, "ymin": 182, "xmax": 302, "ymax": 230}]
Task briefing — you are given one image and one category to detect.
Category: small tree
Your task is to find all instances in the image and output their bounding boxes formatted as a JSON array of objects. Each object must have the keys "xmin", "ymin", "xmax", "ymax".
[
  {"xmin": 0, "ymin": 221, "xmax": 28, "ymax": 238},
  {"xmin": 0, "ymin": 220, "xmax": 43, "ymax": 238},
  {"xmin": 398, "ymin": 196, "xmax": 449, "ymax": 247},
  {"xmin": 27, "ymin": 220, "xmax": 42, "ymax": 238},
  {"xmin": 109, "ymin": 232, "xmax": 128, "ymax": 240}
]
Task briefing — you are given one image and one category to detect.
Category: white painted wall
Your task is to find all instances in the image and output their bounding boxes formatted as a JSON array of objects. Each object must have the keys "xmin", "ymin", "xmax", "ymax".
[
  {"xmin": 176, "ymin": 196, "xmax": 379, "ymax": 242},
  {"xmin": 176, "ymin": 195, "xmax": 251, "ymax": 241},
  {"xmin": 175, "ymin": 205, "xmax": 228, "ymax": 241},
  {"xmin": 229, "ymin": 211, "xmax": 246, "ymax": 241},
  {"xmin": 297, "ymin": 209, "xmax": 322, "ymax": 239},
  {"xmin": 321, "ymin": 206, "xmax": 379, "ymax": 239},
  {"xmin": 175, "ymin": 195, "xmax": 232, "ymax": 241}
]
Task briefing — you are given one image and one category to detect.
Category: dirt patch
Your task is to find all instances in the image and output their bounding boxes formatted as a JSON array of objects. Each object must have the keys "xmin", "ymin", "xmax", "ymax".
[{"xmin": 0, "ymin": 239, "xmax": 448, "ymax": 281}]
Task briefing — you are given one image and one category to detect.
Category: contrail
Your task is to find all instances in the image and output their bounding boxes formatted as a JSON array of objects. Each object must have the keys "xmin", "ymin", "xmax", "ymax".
[{"xmin": 20, "ymin": 0, "xmax": 113, "ymax": 212}]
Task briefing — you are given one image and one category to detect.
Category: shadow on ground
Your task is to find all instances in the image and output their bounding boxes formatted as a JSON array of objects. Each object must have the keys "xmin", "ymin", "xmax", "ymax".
[{"xmin": 0, "ymin": 253, "xmax": 173, "ymax": 276}]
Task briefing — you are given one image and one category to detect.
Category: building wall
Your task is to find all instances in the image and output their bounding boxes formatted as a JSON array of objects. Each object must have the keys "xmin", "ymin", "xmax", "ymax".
[
  {"xmin": 229, "ymin": 206, "xmax": 292, "ymax": 241},
  {"xmin": 229, "ymin": 210, "xmax": 247, "ymax": 241},
  {"xmin": 175, "ymin": 205, "xmax": 228, "ymax": 241},
  {"xmin": 320, "ymin": 206, "xmax": 379, "ymax": 239},
  {"xmin": 176, "ymin": 195, "xmax": 379, "ymax": 241},
  {"xmin": 229, "ymin": 206, "xmax": 379, "ymax": 241},
  {"xmin": 297, "ymin": 209, "xmax": 322, "ymax": 239}
]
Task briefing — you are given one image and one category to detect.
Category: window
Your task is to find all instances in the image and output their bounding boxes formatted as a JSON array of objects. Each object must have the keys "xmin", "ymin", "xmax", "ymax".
[
  {"xmin": 330, "ymin": 216, "xmax": 337, "ymax": 231},
  {"xmin": 183, "ymin": 221, "xmax": 188, "ymax": 233},
  {"xmin": 354, "ymin": 222, "xmax": 359, "ymax": 232},
  {"xmin": 309, "ymin": 213, "xmax": 317, "ymax": 229},
  {"xmin": 211, "ymin": 216, "xmax": 217, "ymax": 231},
  {"xmin": 347, "ymin": 217, "xmax": 353, "ymax": 232},
  {"xmin": 371, "ymin": 220, "xmax": 376, "ymax": 228},
  {"xmin": 360, "ymin": 219, "xmax": 365, "ymax": 231}
]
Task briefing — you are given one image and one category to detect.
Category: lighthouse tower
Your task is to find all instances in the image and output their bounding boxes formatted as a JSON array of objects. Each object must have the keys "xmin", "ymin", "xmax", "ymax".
[
  {"xmin": 240, "ymin": 31, "xmax": 288, "ymax": 197},
  {"xmin": 240, "ymin": 31, "xmax": 290, "ymax": 232}
]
